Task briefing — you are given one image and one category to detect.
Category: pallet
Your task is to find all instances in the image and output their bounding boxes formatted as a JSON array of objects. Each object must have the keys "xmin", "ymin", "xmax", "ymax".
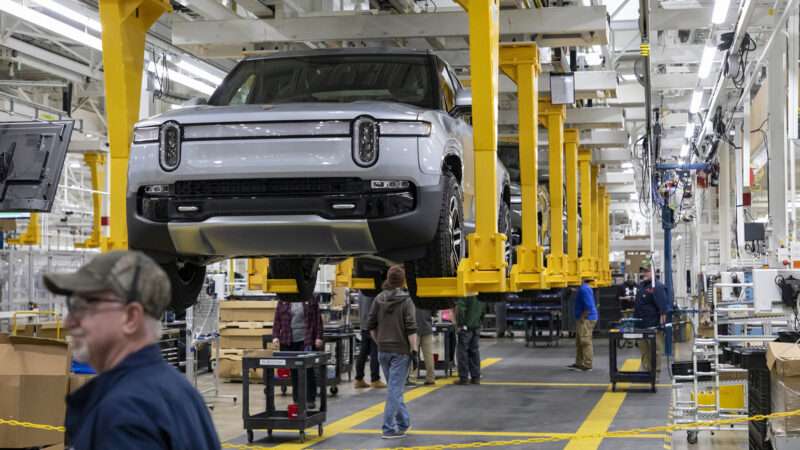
[{"xmin": 220, "ymin": 321, "xmax": 273, "ymax": 329}]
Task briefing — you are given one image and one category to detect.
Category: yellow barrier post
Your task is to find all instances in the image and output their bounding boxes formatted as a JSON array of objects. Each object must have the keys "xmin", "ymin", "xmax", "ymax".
[
  {"xmin": 499, "ymin": 43, "xmax": 548, "ymax": 292},
  {"xmin": 578, "ymin": 149, "xmax": 593, "ymax": 279},
  {"xmin": 539, "ymin": 101, "xmax": 567, "ymax": 287},
  {"xmin": 97, "ymin": 0, "xmax": 171, "ymax": 250},
  {"xmin": 75, "ymin": 152, "xmax": 106, "ymax": 249},
  {"xmin": 564, "ymin": 130, "xmax": 580, "ymax": 286}
]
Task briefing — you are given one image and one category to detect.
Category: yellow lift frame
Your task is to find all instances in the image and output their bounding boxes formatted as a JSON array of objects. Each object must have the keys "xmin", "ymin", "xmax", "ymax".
[
  {"xmin": 94, "ymin": 0, "xmax": 611, "ymax": 296},
  {"xmin": 75, "ymin": 152, "xmax": 106, "ymax": 249},
  {"xmin": 6, "ymin": 213, "xmax": 40, "ymax": 246},
  {"xmin": 564, "ymin": 129, "xmax": 580, "ymax": 286}
]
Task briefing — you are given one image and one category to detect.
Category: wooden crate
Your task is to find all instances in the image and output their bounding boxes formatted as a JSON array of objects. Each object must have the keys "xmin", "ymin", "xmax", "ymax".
[
  {"xmin": 219, "ymin": 300, "xmax": 277, "ymax": 322},
  {"xmin": 220, "ymin": 326, "xmax": 272, "ymax": 350}
]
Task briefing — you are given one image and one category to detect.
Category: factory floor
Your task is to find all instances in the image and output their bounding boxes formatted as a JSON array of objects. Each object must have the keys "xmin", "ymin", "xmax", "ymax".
[{"xmin": 199, "ymin": 336, "xmax": 747, "ymax": 450}]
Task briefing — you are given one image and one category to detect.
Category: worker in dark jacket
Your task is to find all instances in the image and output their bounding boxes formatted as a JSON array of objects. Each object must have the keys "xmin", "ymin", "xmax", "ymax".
[
  {"xmin": 43, "ymin": 251, "xmax": 220, "ymax": 450},
  {"xmin": 272, "ymin": 296, "xmax": 324, "ymax": 409},
  {"xmin": 367, "ymin": 265, "xmax": 417, "ymax": 439},
  {"xmin": 454, "ymin": 296, "xmax": 483, "ymax": 385},
  {"xmin": 568, "ymin": 279, "xmax": 598, "ymax": 372},
  {"xmin": 634, "ymin": 262, "xmax": 672, "ymax": 372}
]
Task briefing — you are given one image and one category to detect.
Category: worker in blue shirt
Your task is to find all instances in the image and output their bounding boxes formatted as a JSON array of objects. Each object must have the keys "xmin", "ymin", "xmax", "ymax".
[
  {"xmin": 634, "ymin": 262, "xmax": 672, "ymax": 373},
  {"xmin": 43, "ymin": 251, "xmax": 221, "ymax": 450},
  {"xmin": 568, "ymin": 278, "xmax": 598, "ymax": 372}
]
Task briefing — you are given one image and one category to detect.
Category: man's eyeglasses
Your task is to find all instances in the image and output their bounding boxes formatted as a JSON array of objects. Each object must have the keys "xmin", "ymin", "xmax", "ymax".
[{"xmin": 66, "ymin": 295, "xmax": 127, "ymax": 319}]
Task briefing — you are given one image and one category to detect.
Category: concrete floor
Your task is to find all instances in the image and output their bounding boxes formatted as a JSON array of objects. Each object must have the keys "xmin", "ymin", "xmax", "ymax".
[{"xmin": 196, "ymin": 335, "xmax": 747, "ymax": 449}]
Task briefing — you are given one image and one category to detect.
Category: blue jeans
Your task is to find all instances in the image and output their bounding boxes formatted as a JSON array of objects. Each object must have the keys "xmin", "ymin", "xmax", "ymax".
[{"xmin": 378, "ymin": 352, "xmax": 411, "ymax": 434}]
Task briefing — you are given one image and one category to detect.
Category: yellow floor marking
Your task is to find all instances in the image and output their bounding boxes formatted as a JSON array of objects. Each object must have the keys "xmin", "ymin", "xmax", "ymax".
[
  {"xmin": 269, "ymin": 358, "xmax": 502, "ymax": 449},
  {"xmin": 562, "ymin": 358, "xmax": 640, "ymax": 450},
  {"xmin": 341, "ymin": 429, "xmax": 664, "ymax": 439},
  {"xmin": 480, "ymin": 381, "xmax": 671, "ymax": 388}
]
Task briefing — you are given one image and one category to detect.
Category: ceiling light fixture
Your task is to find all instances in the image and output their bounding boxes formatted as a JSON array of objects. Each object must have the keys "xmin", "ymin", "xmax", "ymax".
[
  {"xmin": 175, "ymin": 60, "xmax": 224, "ymax": 86},
  {"xmin": 32, "ymin": 0, "xmax": 102, "ymax": 32},
  {"xmin": 712, "ymin": 0, "xmax": 732, "ymax": 24},
  {"xmin": 697, "ymin": 45, "xmax": 716, "ymax": 79},
  {"xmin": 689, "ymin": 89, "xmax": 703, "ymax": 114},
  {"xmin": 0, "ymin": 1, "xmax": 102, "ymax": 50}
]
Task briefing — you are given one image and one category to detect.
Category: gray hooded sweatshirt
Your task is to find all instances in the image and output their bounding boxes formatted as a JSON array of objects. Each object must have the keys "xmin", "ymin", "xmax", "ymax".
[{"xmin": 366, "ymin": 288, "xmax": 417, "ymax": 355}]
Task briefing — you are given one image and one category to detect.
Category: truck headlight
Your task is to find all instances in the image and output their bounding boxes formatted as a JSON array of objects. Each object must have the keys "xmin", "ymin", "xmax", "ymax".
[
  {"xmin": 133, "ymin": 126, "xmax": 159, "ymax": 143},
  {"xmin": 159, "ymin": 121, "xmax": 181, "ymax": 171},
  {"xmin": 379, "ymin": 121, "xmax": 432, "ymax": 137},
  {"xmin": 352, "ymin": 116, "xmax": 379, "ymax": 167}
]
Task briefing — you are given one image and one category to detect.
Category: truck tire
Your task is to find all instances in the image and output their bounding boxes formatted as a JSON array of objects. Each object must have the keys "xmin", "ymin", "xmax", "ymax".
[
  {"xmin": 269, "ymin": 258, "xmax": 318, "ymax": 302},
  {"xmin": 161, "ymin": 261, "xmax": 206, "ymax": 313}
]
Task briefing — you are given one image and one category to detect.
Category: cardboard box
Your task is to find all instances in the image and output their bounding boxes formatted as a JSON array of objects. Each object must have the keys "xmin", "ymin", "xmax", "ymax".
[
  {"xmin": 220, "ymin": 327, "xmax": 272, "ymax": 350},
  {"xmin": 0, "ymin": 335, "xmax": 69, "ymax": 449},
  {"xmin": 217, "ymin": 356, "xmax": 263, "ymax": 382},
  {"xmin": 767, "ymin": 342, "xmax": 800, "ymax": 435},
  {"xmin": 219, "ymin": 300, "xmax": 277, "ymax": 322}
]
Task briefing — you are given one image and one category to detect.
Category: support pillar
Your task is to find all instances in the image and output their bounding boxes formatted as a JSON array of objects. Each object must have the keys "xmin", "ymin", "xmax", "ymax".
[
  {"xmin": 579, "ymin": 149, "xmax": 593, "ymax": 278},
  {"xmin": 564, "ymin": 130, "xmax": 580, "ymax": 286},
  {"xmin": 98, "ymin": 0, "xmax": 171, "ymax": 250},
  {"xmin": 499, "ymin": 43, "xmax": 548, "ymax": 292},
  {"xmin": 540, "ymin": 101, "xmax": 567, "ymax": 286},
  {"xmin": 767, "ymin": 34, "xmax": 788, "ymax": 260}
]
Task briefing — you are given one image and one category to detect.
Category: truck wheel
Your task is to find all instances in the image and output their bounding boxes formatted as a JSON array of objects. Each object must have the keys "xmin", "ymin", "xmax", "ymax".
[
  {"xmin": 353, "ymin": 259, "xmax": 386, "ymax": 298},
  {"xmin": 161, "ymin": 261, "xmax": 206, "ymax": 313},
  {"xmin": 269, "ymin": 258, "xmax": 318, "ymax": 302},
  {"xmin": 406, "ymin": 173, "xmax": 462, "ymax": 311}
]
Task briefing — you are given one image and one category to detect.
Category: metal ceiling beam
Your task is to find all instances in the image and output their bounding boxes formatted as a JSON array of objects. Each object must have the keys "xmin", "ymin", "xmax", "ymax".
[
  {"xmin": 611, "ymin": 6, "xmax": 774, "ymax": 31},
  {"xmin": 473, "ymin": 70, "xmax": 617, "ymax": 97},
  {"xmin": 499, "ymin": 107, "xmax": 625, "ymax": 128},
  {"xmin": 651, "ymin": 73, "xmax": 719, "ymax": 90},
  {"xmin": 581, "ymin": 129, "xmax": 629, "ymax": 148},
  {"xmin": 592, "ymin": 148, "xmax": 631, "ymax": 162},
  {"xmin": 599, "ymin": 171, "xmax": 635, "ymax": 184},
  {"xmin": 1, "ymin": 36, "xmax": 102, "ymax": 80},
  {"xmin": 172, "ymin": 6, "xmax": 609, "ymax": 46}
]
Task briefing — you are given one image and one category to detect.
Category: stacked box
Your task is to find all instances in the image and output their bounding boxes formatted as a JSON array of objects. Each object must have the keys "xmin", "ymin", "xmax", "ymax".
[
  {"xmin": 217, "ymin": 300, "xmax": 277, "ymax": 381},
  {"xmin": 767, "ymin": 342, "xmax": 800, "ymax": 437}
]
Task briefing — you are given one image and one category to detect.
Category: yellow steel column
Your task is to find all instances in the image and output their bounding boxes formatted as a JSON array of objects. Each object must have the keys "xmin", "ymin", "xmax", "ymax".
[
  {"xmin": 6, "ymin": 213, "xmax": 41, "ymax": 246},
  {"xmin": 578, "ymin": 149, "xmax": 593, "ymax": 279},
  {"xmin": 98, "ymin": 0, "xmax": 171, "ymax": 250},
  {"xmin": 499, "ymin": 43, "xmax": 547, "ymax": 292},
  {"xmin": 247, "ymin": 258, "xmax": 269, "ymax": 291},
  {"xmin": 601, "ymin": 191, "xmax": 612, "ymax": 286},
  {"xmin": 564, "ymin": 131, "xmax": 580, "ymax": 286},
  {"xmin": 416, "ymin": 0, "xmax": 506, "ymax": 297},
  {"xmin": 75, "ymin": 152, "xmax": 106, "ymax": 249},
  {"xmin": 541, "ymin": 102, "xmax": 567, "ymax": 286},
  {"xmin": 590, "ymin": 165, "xmax": 600, "ymax": 276}
]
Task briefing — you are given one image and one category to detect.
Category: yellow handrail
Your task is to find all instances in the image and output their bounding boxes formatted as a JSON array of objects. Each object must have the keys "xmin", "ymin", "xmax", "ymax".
[{"xmin": 11, "ymin": 310, "xmax": 62, "ymax": 340}]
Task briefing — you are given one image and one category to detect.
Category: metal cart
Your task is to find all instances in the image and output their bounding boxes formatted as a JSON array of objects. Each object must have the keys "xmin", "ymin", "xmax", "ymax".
[
  {"xmin": 524, "ymin": 309, "xmax": 562, "ymax": 347},
  {"xmin": 417, "ymin": 322, "xmax": 456, "ymax": 379},
  {"xmin": 242, "ymin": 351, "xmax": 329, "ymax": 443},
  {"xmin": 322, "ymin": 327, "xmax": 356, "ymax": 396},
  {"xmin": 608, "ymin": 328, "xmax": 657, "ymax": 392}
]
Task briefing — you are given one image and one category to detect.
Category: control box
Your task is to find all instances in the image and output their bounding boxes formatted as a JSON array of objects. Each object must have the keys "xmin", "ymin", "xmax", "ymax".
[{"xmin": 752, "ymin": 269, "xmax": 800, "ymax": 312}]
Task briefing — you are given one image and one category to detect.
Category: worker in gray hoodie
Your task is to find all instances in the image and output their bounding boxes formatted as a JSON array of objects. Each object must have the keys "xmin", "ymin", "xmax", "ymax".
[{"xmin": 366, "ymin": 265, "xmax": 418, "ymax": 439}]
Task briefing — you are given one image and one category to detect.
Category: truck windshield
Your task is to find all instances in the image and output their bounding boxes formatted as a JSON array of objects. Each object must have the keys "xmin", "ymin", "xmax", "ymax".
[{"xmin": 209, "ymin": 55, "xmax": 435, "ymax": 109}]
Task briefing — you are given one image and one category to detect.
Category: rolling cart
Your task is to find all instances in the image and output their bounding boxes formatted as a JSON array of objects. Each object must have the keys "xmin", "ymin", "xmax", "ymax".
[
  {"xmin": 608, "ymin": 328, "xmax": 657, "ymax": 392},
  {"xmin": 417, "ymin": 322, "xmax": 456, "ymax": 379},
  {"xmin": 322, "ymin": 328, "xmax": 356, "ymax": 396},
  {"xmin": 242, "ymin": 351, "xmax": 329, "ymax": 443},
  {"xmin": 524, "ymin": 309, "xmax": 562, "ymax": 347}
]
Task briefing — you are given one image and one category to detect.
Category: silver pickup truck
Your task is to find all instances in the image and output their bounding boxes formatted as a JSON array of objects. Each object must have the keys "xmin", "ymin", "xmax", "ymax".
[{"xmin": 128, "ymin": 48, "xmax": 510, "ymax": 311}]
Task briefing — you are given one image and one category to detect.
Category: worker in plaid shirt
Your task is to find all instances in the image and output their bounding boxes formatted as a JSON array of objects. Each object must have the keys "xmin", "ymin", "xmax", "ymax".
[{"xmin": 272, "ymin": 296, "xmax": 324, "ymax": 409}]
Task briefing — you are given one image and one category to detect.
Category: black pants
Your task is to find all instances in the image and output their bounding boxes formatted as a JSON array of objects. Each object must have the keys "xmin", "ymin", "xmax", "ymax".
[
  {"xmin": 457, "ymin": 328, "xmax": 481, "ymax": 381},
  {"xmin": 355, "ymin": 330, "xmax": 380, "ymax": 382},
  {"xmin": 282, "ymin": 341, "xmax": 317, "ymax": 403}
]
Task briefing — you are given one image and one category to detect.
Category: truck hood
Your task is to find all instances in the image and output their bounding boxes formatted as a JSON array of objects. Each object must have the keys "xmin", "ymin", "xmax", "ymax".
[{"xmin": 136, "ymin": 101, "xmax": 425, "ymax": 127}]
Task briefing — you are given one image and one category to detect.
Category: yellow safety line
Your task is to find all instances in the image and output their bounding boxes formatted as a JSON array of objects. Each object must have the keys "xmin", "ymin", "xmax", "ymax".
[
  {"xmin": 480, "ymin": 381, "xmax": 672, "ymax": 389},
  {"xmin": 563, "ymin": 358, "xmax": 640, "ymax": 450},
  {"xmin": 341, "ymin": 429, "xmax": 664, "ymax": 439},
  {"xmin": 269, "ymin": 358, "xmax": 503, "ymax": 449}
]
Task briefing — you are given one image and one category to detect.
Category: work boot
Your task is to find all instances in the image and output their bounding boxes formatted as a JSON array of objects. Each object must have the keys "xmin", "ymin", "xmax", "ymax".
[
  {"xmin": 453, "ymin": 379, "xmax": 470, "ymax": 385},
  {"xmin": 371, "ymin": 380, "xmax": 387, "ymax": 388},
  {"xmin": 354, "ymin": 379, "xmax": 370, "ymax": 389}
]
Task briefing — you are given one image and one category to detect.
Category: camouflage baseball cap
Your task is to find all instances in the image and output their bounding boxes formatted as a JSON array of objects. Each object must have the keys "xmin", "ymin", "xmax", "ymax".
[{"xmin": 43, "ymin": 250, "xmax": 171, "ymax": 318}]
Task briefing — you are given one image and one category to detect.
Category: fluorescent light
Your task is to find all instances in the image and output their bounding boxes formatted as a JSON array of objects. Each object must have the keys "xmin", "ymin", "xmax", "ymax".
[
  {"xmin": 712, "ymin": 0, "xmax": 732, "ymax": 24},
  {"xmin": 685, "ymin": 122, "xmax": 695, "ymax": 138},
  {"xmin": 621, "ymin": 73, "xmax": 637, "ymax": 82},
  {"xmin": 147, "ymin": 62, "xmax": 216, "ymax": 96},
  {"xmin": 681, "ymin": 143, "xmax": 690, "ymax": 157},
  {"xmin": 689, "ymin": 89, "xmax": 703, "ymax": 114},
  {"xmin": 0, "ymin": 2, "xmax": 102, "ymax": 50},
  {"xmin": 32, "ymin": 0, "xmax": 101, "ymax": 32},
  {"xmin": 621, "ymin": 162, "xmax": 633, "ymax": 169},
  {"xmin": 175, "ymin": 60, "xmax": 224, "ymax": 86},
  {"xmin": 698, "ymin": 45, "xmax": 716, "ymax": 79}
]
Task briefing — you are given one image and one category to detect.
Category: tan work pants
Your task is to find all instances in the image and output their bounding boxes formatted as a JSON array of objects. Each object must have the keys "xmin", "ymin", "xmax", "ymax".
[
  {"xmin": 639, "ymin": 331, "xmax": 665, "ymax": 372},
  {"xmin": 575, "ymin": 318, "xmax": 596, "ymax": 369}
]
